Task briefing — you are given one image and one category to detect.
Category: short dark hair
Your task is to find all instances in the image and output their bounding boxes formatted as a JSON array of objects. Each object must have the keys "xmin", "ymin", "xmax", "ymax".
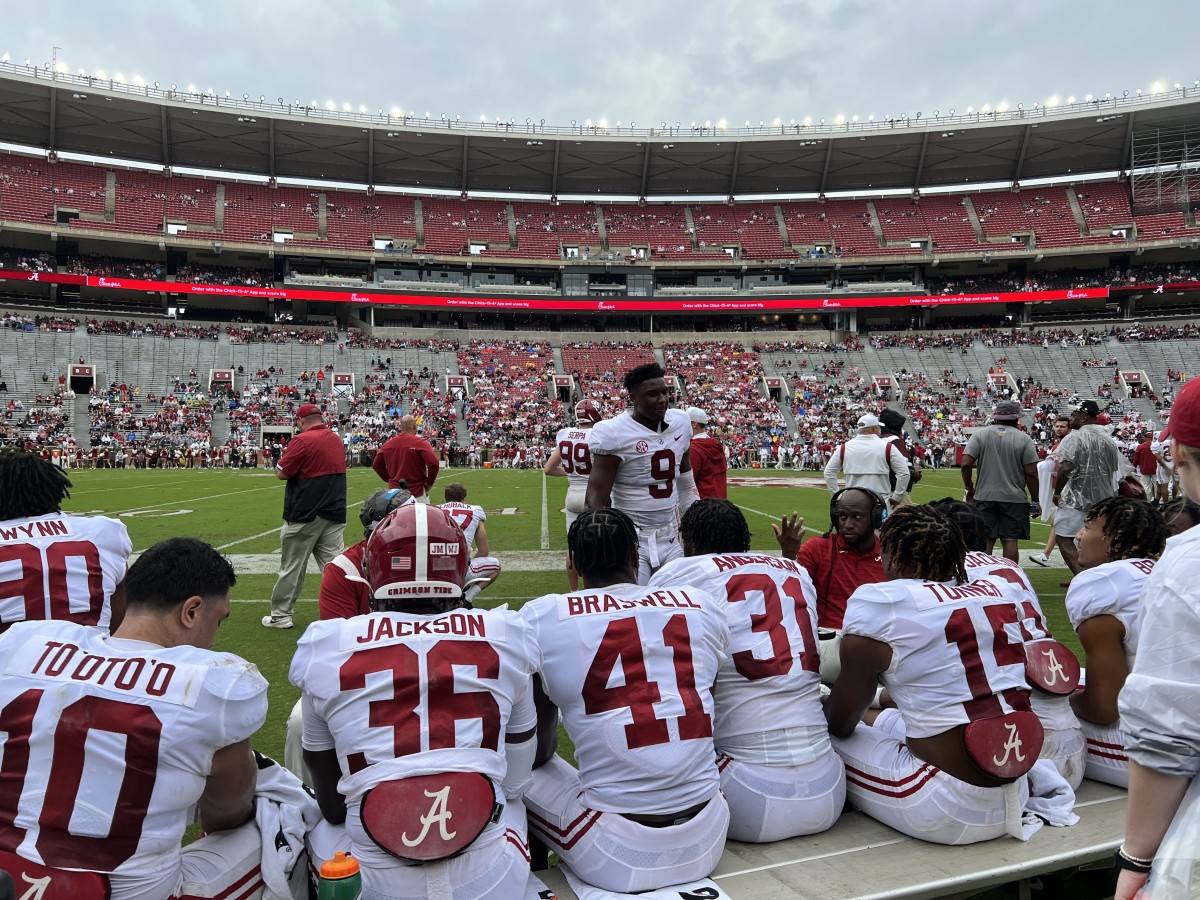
[
  {"xmin": 568, "ymin": 508, "xmax": 638, "ymax": 579},
  {"xmin": 624, "ymin": 363, "xmax": 666, "ymax": 394},
  {"xmin": 681, "ymin": 499, "xmax": 751, "ymax": 555},
  {"xmin": 0, "ymin": 452, "xmax": 73, "ymax": 520},
  {"xmin": 1085, "ymin": 497, "xmax": 1167, "ymax": 561},
  {"xmin": 1162, "ymin": 497, "xmax": 1200, "ymax": 533},
  {"xmin": 126, "ymin": 538, "xmax": 236, "ymax": 613},
  {"xmin": 926, "ymin": 498, "xmax": 989, "ymax": 553},
  {"xmin": 443, "ymin": 482, "xmax": 467, "ymax": 503}
]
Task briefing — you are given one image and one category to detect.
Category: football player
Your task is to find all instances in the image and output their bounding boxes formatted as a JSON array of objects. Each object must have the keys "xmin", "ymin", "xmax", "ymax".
[
  {"xmin": 292, "ymin": 503, "xmax": 541, "ymax": 899},
  {"xmin": 522, "ymin": 508, "xmax": 731, "ymax": 893},
  {"xmin": 650, "ymin": 499, "xmax": 846, "ymax": 843},
  {"xmin": 931, "ymin": 498, "xmax": 1086, "ymax": 789},
  {"xmin": 585, "ymin": 364, "xmax": 699, "ymax": 584},
  {"xmin": 0, "ymin": 538, "xmax": 304, "ymax": 900},
  {"xmin": 283, "ymin": 486, "xmax": 416, "ymax": 781},
  {"xmin": 317, "ymin": 486, "xmax": 415, "ymax": 621},
  {"xmin": 0, "ymin": 451, "xmax": 131, "ymax": 632},
  {"xmin": 825, "ymin": 505, "xmax": 1063, "ymax": 844},
  {"xmin": 439, "ymin": 482, "xmax": 502, "ymax": 605},
  {"xmin": 1066, "ymin": 497, "xmax": 1167, "ymax": 787},
  {"xmin": 544, "ymin": 399, "xmax": 602, "ymax": 590}
]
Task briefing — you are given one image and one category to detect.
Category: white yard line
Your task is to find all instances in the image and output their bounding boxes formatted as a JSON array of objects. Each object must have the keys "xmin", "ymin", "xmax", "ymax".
[
  {"xmin": 208, "ymin": 499, "xmax": 367, "ymax": 553},
  {"xmin": 114, "ymin": 485, "xmax": 279, "ymax": 516},
  {"xmin": 735, "ymin": 502, "xmax": 824, "ymax": 536}
]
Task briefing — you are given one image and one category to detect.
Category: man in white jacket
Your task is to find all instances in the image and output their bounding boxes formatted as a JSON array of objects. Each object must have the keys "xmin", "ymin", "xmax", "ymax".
[{"xmin": 824, "ymin": 413, "xmax": 911, "ymax": 507}]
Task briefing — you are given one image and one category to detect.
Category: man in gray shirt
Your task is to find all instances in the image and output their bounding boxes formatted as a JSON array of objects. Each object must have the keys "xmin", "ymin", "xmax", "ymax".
[
  {"xmin": 1052, "ymin": 399, "xmax": 1122, "ymax": 574},
  {"xmin": 961, "ymin": 400, "xmax": 1040, "ymax": 562}
]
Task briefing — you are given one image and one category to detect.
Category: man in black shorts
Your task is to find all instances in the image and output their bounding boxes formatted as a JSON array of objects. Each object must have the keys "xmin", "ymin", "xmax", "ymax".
[{"xmin": 960, "ymin": 399, "xmax": 1040, "ymax": 562}]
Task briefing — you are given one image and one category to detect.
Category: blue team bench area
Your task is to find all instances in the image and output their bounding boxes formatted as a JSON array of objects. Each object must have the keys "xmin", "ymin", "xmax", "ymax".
[{"xmin": 535, "ymin": 780, "xmax": 1125, "ymax": 900}]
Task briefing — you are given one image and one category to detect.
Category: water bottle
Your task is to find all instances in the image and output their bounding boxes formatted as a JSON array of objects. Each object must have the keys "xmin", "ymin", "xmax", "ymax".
[{"xmin": 317, "ymin": 851, "xmax": 362, "ymax": 900}]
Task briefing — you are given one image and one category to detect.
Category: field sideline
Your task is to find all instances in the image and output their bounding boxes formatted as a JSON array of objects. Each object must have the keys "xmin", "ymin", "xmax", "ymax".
[{"xmin": 60, "ymin": 466, "xmax": 1082, "ymax": 767}]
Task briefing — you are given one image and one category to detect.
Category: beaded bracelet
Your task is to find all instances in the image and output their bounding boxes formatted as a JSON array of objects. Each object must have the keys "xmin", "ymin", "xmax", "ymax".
[{"xmin": 1114, "ymin": 845, "xmax": 1153, "ymax": 875}]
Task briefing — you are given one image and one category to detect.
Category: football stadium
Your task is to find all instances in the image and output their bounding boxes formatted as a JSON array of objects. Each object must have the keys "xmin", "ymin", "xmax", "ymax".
[{"xmin": 0, "ymin": 11, "xmax": 1198, "ymax": 900}]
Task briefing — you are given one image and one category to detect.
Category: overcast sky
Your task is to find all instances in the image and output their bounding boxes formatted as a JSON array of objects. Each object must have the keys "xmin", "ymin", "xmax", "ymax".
[{"xmin": 3, "ymin": 0, "xmax": 1193, "ymax": 127}]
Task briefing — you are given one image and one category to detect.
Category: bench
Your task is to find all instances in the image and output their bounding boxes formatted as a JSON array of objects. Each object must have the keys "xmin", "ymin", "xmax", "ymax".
[{"xmin": 535, "ymin": 780, "xmax": 1125, "ymax": 899}]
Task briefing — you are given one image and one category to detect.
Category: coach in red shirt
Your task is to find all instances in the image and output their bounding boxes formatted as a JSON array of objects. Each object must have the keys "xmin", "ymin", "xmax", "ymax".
[
  {"xmin": 687, "ymin": 407, "xmax": 728, "ymax": 499},
  {"xmin": 1132, "ymin": 430, "xmax": 1158, "ymax": 497},
  {"xmin": 372, "ymin": 413, "xmax": 440, "ymax": 502},
  {"xmin": 792, "ymin": 487, "xmax": 886, "ymax": 682},
  {"xmin": 264, "ymin": 403, "xmax": 346, "ymax": 629}
]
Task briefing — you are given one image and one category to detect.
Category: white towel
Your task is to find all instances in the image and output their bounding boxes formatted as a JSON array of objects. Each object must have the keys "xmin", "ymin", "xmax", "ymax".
[
  {"xmin": 252, "ymin": 752, "xmax": 323, "ymax": 900},
  {"xmin": 1036, "ymin": 457, "xmax": 1057, "ymax": 522},
  {"xmin": 561, "ymin": 865, "xmax": 732, "ymax": 900},
  {"xmin": 1023, "ymin": 758, "xmax": 1080, "ymax": 829}
]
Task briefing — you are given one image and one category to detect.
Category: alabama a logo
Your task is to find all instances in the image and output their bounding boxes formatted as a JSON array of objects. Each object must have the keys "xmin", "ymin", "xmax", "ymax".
[{"xmin": 401, "ymin": 786, "xmax": 458, "ymax": 847}]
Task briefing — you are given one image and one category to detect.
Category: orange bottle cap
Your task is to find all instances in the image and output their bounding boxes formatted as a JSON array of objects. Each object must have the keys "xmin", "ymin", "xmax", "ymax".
[{"xmin": 320, "ymin": 851, "xmax": 360, "ymax": 878}]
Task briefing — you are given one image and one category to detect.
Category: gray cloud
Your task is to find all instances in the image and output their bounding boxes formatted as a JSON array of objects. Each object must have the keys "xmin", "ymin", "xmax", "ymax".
[{"xmin": 3, "ymin": 0, "xmax": 1191, "ymax": 127}]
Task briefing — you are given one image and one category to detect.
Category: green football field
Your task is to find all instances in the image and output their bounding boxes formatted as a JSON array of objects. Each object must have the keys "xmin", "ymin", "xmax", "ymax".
[{"xmin": 59, "ymin": 464, "xmax": 1082, "ymax": 764}]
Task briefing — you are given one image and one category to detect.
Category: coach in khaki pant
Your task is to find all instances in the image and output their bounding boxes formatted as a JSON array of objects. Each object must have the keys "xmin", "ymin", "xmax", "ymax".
[{"xmin": 264, "ymin": 403, "xmax": 347, "ymax": 629}]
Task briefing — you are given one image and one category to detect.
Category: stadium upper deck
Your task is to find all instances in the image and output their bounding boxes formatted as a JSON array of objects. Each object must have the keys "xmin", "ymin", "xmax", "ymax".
[
  {"xmin": 1, "ymin": 63, "xmax": 1198, "ymax": 196},
  {"xmin": 1, "ymin": 64, "xmax": 1199, "ymax": 327}
]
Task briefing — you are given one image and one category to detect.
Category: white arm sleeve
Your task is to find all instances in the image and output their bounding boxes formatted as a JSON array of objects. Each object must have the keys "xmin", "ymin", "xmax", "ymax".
[
  {"xmin": 677, "ymin": 470, "xmax": 699, "ymax": 512},
  {"xmin": 501, "ymin": 731, "xmax": 537, "ymax": 799}
]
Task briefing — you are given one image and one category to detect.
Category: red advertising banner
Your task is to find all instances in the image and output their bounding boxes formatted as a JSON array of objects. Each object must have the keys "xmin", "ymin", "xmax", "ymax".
[
  {"xmin": 1111, "ymin": 281, "xmax": 1200, "ymax": 294},
  {"xmin": 0, "ymin": 269, "xmax": 1111, "ymax": 313},
  {"xmin": 333, "ymin": 373, "xmax": 354, "ymax": 385}
]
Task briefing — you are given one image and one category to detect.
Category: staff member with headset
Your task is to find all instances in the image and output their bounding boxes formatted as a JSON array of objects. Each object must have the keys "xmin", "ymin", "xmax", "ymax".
[{"xmin": 783, "ymin": 487, "xmax": 887, "ymax": 683}]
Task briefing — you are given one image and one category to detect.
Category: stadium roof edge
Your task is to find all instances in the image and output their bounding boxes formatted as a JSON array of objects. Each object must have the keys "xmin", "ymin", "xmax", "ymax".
[{"xmin": 2, "ymin": 64, "xmax": 1199, "ymax": 197}]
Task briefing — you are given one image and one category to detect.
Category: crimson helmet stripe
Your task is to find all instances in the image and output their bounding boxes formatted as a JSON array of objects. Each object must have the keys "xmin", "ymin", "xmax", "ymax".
[{"xmin": 414, "ymin": 500, "xmax": 429, "ymax": 583}]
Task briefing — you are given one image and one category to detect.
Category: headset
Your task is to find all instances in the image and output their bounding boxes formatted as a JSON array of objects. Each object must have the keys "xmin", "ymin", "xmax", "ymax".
[{"xmin": 829, "ymin": 487, "xmax": 887, "ymax": 533}]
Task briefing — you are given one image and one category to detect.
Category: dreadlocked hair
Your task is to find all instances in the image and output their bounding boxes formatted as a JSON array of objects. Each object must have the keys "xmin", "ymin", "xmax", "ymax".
[
  {"xmin": 925, "ymin": 497, "xmax": 989, "ymax": 553},
  {"xmin": 680, "ymin": 498, "xmax": 751, "ymax": 555},
  {"xmin": 624, "ymin": 362, "xmax": 665, "ymax": 394},
  {"xmin": 1085, "ymin": 497, "xmax": 1167, "ymax": 561},
  {"xmin": 879, "ymin": 504, "xmax": 968, "ymax": 584},
  {"xmin": 0, "ymin": 451, "xmax": 73, "ymax": 520},
  {"xmin": 568, "ymin": 508, "xmax": 639, "ymax": 579}
]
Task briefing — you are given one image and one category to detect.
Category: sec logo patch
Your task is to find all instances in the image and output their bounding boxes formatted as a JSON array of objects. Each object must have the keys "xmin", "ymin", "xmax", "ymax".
[{"xmin": 635, "ymin": 440, "xmax": 649, "ymax": 453}]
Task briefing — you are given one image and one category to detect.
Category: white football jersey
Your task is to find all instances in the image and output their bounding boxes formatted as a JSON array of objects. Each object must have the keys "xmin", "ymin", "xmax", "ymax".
[
  {"xmin": 440, "ymin": 501, "xmax": 486, "ymax": 549},
  {"xmin": 842, "ymin": 577, "xmax": 1030, "ymax": 738},
  {"xmin": 1151, "ymin": 436, "xmax": 1172, "ymax": 465},
  {"xmin": 588, "ymin": 408, "xmax": 692, "ymax": 528},
  {"xmin": 290, "ymin": 608, "xmax": 539, "ymax": 806},
  {"xmin": 0, "ymin": 620, "xmax": 266, "ymax": 879},
  {"xmin": 965, "ymin": 552, "xmax": 1076, "ymax": 731},
  {"xmin": 521, "ymin": 582, "xmax": 730, "ymax": 815},
  {"xmin": 649, "ymin": 553, "xmax": 827, "ymax": 766},
  {"xmin": 0, "ymin": 512, "xmax": 131, "ymax": 631},
  {"xmin": 1065, "ymin": 557, "xmax": 1155, "ymax": 670},
  {"xmin": 554, "ymin": 426, "xmax": 594, "ymax": 495}
]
